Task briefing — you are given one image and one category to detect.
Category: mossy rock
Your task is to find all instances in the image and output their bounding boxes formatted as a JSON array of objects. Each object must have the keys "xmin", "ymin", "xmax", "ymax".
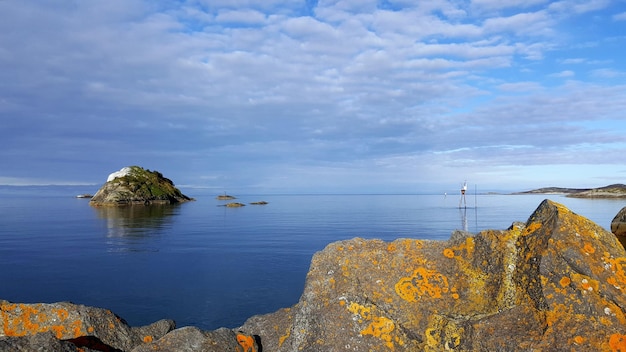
[{"xmin": 89, "ymin": 166, "xmax": 193, "ymax": 206}]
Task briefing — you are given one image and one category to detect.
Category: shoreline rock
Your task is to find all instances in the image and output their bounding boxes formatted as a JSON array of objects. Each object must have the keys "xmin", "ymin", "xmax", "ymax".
[{"xmin": 3, "ymin": 200, "xmax": 626, "ymax": 351}]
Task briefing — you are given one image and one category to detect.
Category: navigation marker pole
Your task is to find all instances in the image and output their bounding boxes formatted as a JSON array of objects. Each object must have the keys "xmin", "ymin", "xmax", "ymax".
[{"xmin": 459, "ymin": 180, "xmax": 467, "ymax": 209}]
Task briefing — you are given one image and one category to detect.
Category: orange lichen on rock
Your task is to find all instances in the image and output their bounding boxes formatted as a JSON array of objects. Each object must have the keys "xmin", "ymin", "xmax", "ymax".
[
  {"xmin": 583, "ymin": 242, "xmax": 596, "ymax": 255},
  {"xmin": 395, "ymin": 267, "xmax": 449, "ymax": 302},
  {"xmin": 606, "ymin": 257, "xmax": 626, "ymax": 289},
  {"xmin": 54, "ymin": 308, "xmax": 69, "ymax": 321},
  {"xmin": 523, "ymin": 221, "xmax": 542, "ymax": 235},
  {"xmin": 236, "ymin": 333, "xmax": 257, "ymax": 352},
  {"xmin": 609, "ymin": 333, "xmax": 626, "ymax": 352},
  {"xmin": 559, "ymin": 276, "xmax": 571, "ymax": 288},
  {"xmin": 0, "ymin": 302, "xmax": 91, "ymax": 340},
  {"xmin": 345, "ymin": 301, "xmax": 399, "ymax": 350},
  {"xmin": 278, "ymin": 327, "xmax": 291, "ymax": 347},
  {"xmin": 443, "ymin": 237, "xmax": 475, "ymax": 259},
  {"xmin": 51, "ymin": 325, "xmax": 65, "ymax": 339},
  {"xmin": 361, "ymin": 316, "xmax": 396, "ymax": 350},
  {"xmin": 143, "ymin": 335, "xmax": 153, "ymax": 343},
  {"xmin": 1, "ymin": 303, "xmax": 43, "ymax": 337},
  {"xmin": 571, "ymin": 273, "xmax": 599, "ymax": 293}
]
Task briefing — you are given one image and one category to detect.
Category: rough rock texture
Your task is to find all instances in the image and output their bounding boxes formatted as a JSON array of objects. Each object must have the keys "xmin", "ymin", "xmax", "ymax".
[
  {"xmin": 612, "ymin": 206, "xmax": 626, "ymax": 237},
  {"xmin": 0, "ymin": 301, "xmax": 175, "ymax": 351},
  {"xmin": 3, "ymin": 200, "xmax": 626, "ymax": 351},
  {"xmin": 241, "ymin": 200, "xmax": 626, "ymax": 351},
  {"xmin": 89, "ymin": 166, "xmax": 192, "ymax": 206},
  {"xmin": 0, "ymin": 300, "xmax": 258, "ymax": 351}
]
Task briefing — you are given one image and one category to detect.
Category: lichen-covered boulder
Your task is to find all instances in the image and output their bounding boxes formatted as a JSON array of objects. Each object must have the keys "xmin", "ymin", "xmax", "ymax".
[
  {"xmin": 612, "ymin": 206, "xmax": 626, "ymax": 237},
  {"xmin": 240, "ymin": 200, "xmax": 626, "ymax": 351},
  {"xmin": 0, "ymin": 301, "xmax": 175, "ymax": 351},
  {"xmin": 89, "ymin": 166, "xmax": 192, "ymax": 206}
]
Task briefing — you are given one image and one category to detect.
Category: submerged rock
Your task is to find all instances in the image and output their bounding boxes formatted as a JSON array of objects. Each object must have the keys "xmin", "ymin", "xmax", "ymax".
[
  {"xmin": 89, "ymin": 166, "xmax": 193, "ymax": 206},
  {"xmin": 3, "ymin": 200, "xmax": 626, "ymax": 351}
]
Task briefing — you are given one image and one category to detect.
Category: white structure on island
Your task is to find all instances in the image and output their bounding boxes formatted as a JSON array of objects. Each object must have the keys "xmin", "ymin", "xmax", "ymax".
[{"xmin": 106, "ymin": 167, "xmax": 133, "ymax": 182}]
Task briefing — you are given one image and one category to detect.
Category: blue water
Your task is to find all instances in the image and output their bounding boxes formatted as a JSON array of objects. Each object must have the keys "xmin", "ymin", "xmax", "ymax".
[{"xmin": 1, "ymin": 186, "xmax": 624, "ymax": 330}]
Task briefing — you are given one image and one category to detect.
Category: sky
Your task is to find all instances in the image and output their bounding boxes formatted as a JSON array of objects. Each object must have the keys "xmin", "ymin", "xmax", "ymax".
[{"xmin": 1, "ymin": 0, "xmax": 625, "ymax": 194}]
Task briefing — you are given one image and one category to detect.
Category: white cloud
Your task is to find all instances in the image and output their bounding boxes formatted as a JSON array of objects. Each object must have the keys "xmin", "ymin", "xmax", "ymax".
[
  {"xmin": 550, "ymin": 70, "xmax": 575, "ymax": 77},
  {"xmin": 0, "ymin": 0, "xmax": 624, "ymax": 190},
  {"xmin": 215, "ymin": 9, "xmax": 267, "ymax": 24},
  {"xmin": 472, "ymin": 0, "xmax": 549, "ymax": 11},
  {"xmin": 613, "ymin": 11, "xmax": 626, "ymax": 21},
  {"xmin": 590, "ymin": 68, "xmax": 626, "ymax": 78},
  {"xmin": 483, "ymin": 11, "xmax": 554, "ymax": 36}
]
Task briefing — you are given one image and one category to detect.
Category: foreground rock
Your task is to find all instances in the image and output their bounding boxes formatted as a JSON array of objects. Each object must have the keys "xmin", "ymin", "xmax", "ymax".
[
  {"xmin": 0, "ymin": 301, "xmax": 257, "ymax": 351},
  {"xmin": 89, "ymin": 166, "xmax": 193, "ymax": 206},
  {"xmin": 3, "ymin": 200, "xmax": 626, "ymax": 351},
  {"xmin": 0, "ymin": 301, "xmax": 176, "ymax": 351},
  {"xmin": 241, "ymin": 200, "xmax": 626, "ymax": 351},
  {"xmin": 612, "ymin": 206, "xmax": 626, "ymax": 237}
]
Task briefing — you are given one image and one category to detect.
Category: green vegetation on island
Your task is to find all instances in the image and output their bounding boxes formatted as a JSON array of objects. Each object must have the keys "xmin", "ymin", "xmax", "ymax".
[{"xmin": 89, "ymin": 166, "xmax": 193, "ymax": 206}]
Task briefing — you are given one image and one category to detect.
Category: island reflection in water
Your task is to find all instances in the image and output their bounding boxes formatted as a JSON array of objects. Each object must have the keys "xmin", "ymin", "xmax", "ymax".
[{"xmin": 92, "ymin": 205, "xmax": 180, "ymax": 252}]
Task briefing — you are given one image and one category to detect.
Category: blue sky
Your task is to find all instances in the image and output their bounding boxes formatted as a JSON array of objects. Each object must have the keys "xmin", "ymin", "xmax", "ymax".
[{"xmin": 1, "ymin": 0, "xmax": 625, "ymax": 193}]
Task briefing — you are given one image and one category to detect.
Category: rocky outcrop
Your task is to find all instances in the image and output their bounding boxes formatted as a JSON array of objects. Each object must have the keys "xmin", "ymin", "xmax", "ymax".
[
  {"xmin": 0, "ymin": 301, "xmax": 176, "ymax": 351},
  {"xmin": 567, "ymin": 184, "xmax": 626, "ymax": 198},
  {"xmin": 240, "ymin": 199, "xmax": 626, "ymax": 351},
  {"xmin": 3, "ymin": 200, "xmax": 626, "ymax": 351},
  {"xmin": 612, "ymin": 206, "xmax": 626, "ymax": 237},
  {"xmin": 89, "ymin": 166, "xmax": 192, "ymax": 206},
  {"xmin": 0, "ymin": 301, "xmax": 257, "ymax": 351},
  {"xmin": 517, "ymin": 184, "xmax": 626, "ymax": 198}
]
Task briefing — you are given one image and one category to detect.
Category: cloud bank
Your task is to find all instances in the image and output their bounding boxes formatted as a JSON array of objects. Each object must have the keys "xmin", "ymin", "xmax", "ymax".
[{"xmin": 0, "ymin": 0, "xmax": 624, "ymax": 192}]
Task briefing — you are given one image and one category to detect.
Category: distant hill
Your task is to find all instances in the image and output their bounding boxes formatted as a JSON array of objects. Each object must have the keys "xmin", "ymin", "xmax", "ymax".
[{"xmin": 515, "ymin": 184, "xmax": 626, "ymax": 198}]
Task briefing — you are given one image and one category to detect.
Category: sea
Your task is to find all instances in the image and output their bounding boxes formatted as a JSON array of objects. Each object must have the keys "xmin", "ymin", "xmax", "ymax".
[{"xmin": 1, "ymin": 185, "xmax": 624, "ymax": 331}]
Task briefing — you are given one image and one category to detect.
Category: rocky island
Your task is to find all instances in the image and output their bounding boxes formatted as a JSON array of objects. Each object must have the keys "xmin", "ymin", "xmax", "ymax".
[
  {"xmin": 89, "ymin": 166, "xmax": 193, "ymax": 206},
  {"xmin": 2, "ymin": 200, "xmax": 626, "ymax": 351},
  {"xmin": 516, "ymin": 183, "xmax": 626, "ymax": 198}
]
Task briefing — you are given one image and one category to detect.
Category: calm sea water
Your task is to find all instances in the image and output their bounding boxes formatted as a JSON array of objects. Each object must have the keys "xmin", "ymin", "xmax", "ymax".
[{"xmin": 1, "ymin": 186, "xmax": 624, "ymax": 330}]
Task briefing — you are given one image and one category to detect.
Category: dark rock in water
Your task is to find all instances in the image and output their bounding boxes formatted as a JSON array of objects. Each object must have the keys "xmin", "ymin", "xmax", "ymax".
[
  {"xmin": 224, "ymin": 202, "xmax": 245, "ymax": 207},
  {"xmin": 612, "ymin": 206, "xmax": 626, "ymax": 238},
  {"xmin": 240, "ymin": 199, "xmax": 626, "ymax": 351},
  {"xmin": 250, "ymin": 201, "xmax": 268, "ymax": 205},
  {"xmin": 89, "ymin": 166, "xmax": 193, "ymax": 206},
  {"xmin": 3, "ymin": 200, "xmax": 626, "ymax": 351}
]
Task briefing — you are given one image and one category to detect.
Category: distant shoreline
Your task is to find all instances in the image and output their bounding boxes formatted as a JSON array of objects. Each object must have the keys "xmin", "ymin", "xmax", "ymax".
[{"xmin": 513, "ymin": 184, "xmax": 626, "ymax": 198}]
